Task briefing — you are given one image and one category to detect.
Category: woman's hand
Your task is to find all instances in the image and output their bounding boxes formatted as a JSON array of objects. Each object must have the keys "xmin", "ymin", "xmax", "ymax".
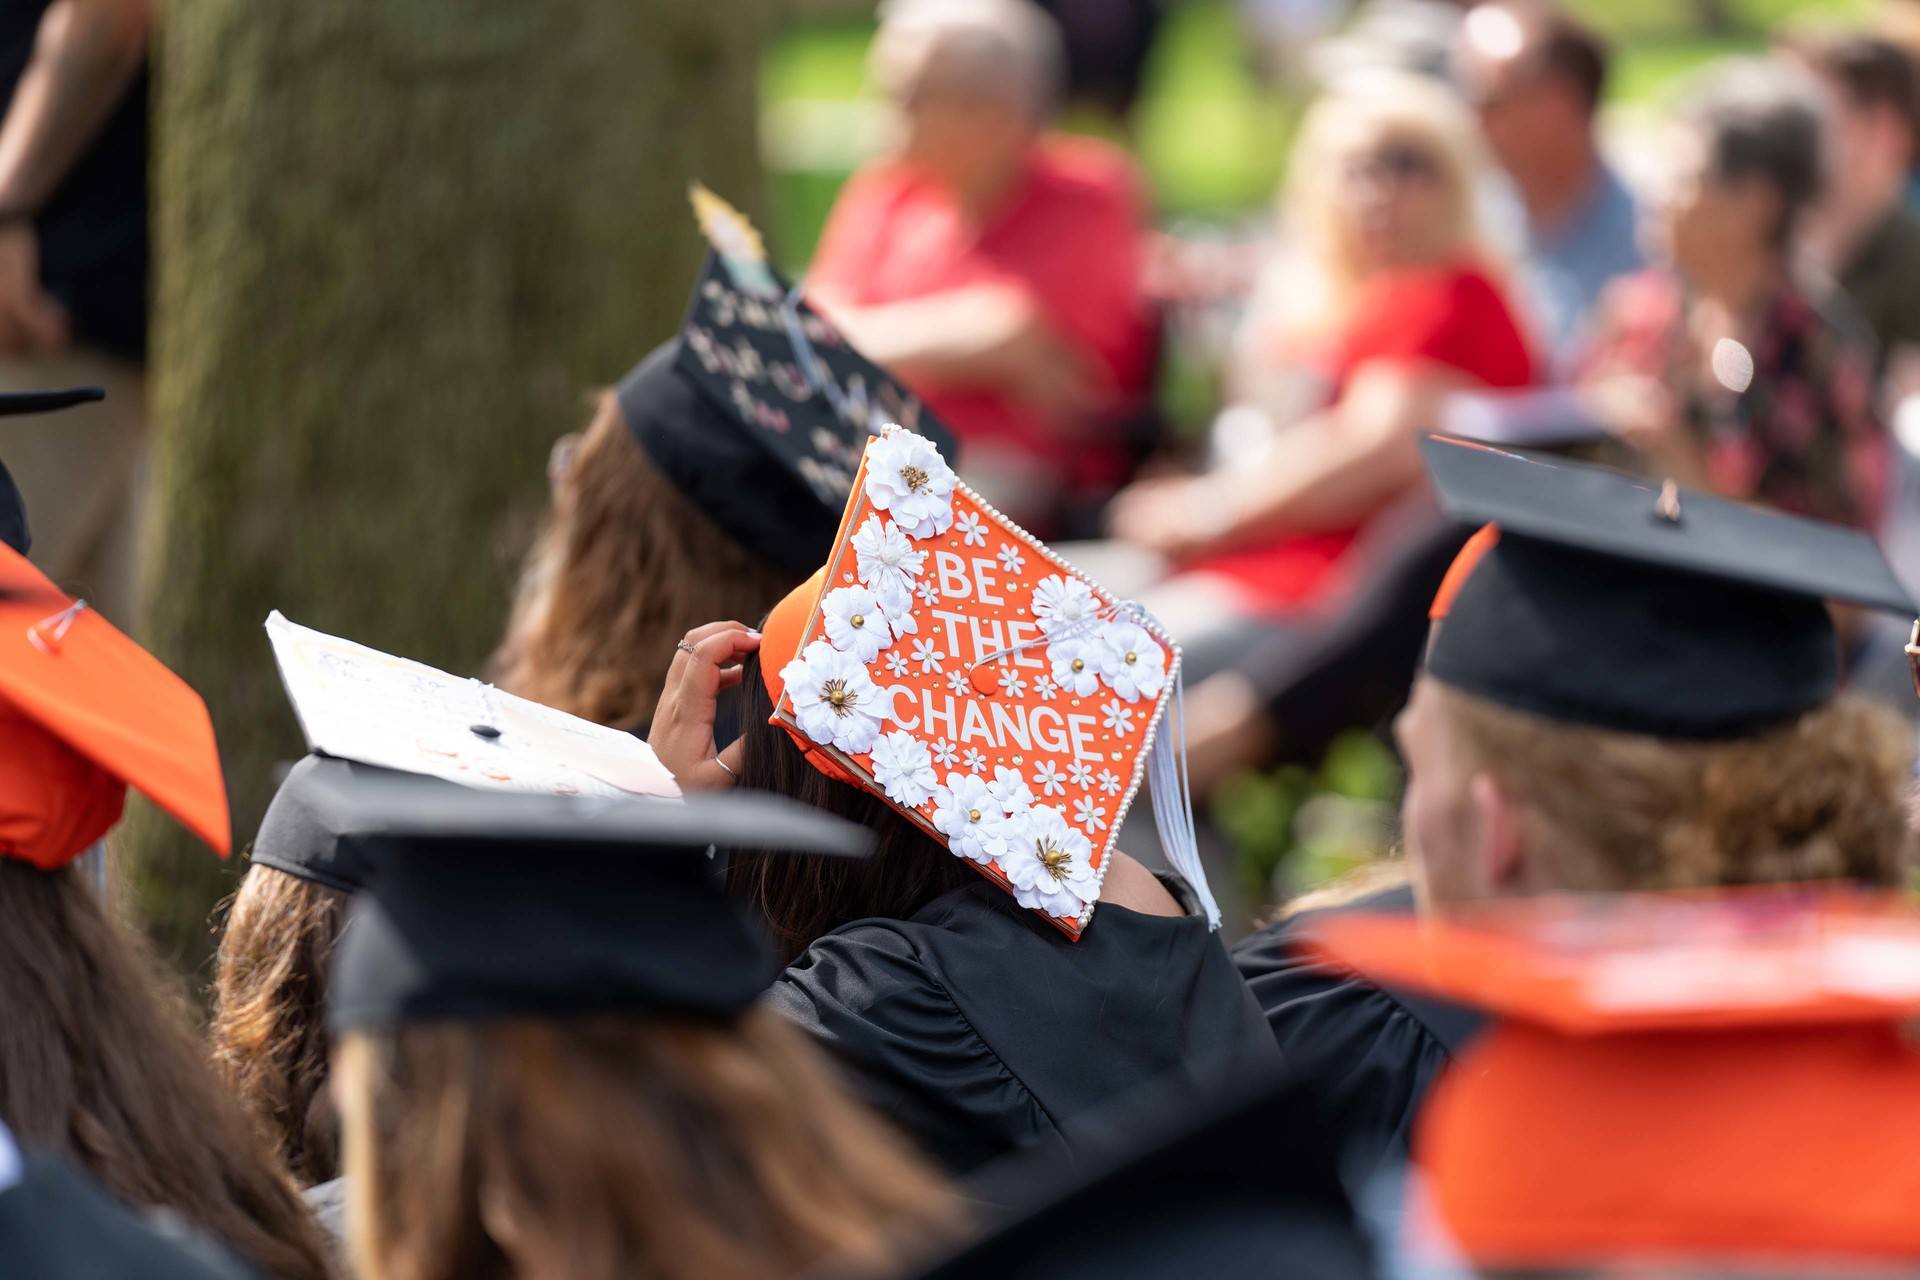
[
  {"xmin": 647, "ymin": 621, "xmax": 759, "ymax": 791},
  {"xmin": 1108, "ymin": 474, "xmax": 1236, "ymax": 559}
]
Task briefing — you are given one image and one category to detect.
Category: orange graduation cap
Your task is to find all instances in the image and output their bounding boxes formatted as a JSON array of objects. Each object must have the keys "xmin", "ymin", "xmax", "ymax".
[
  {"xmin": 0, "ymin": 542, "xmax": 229, "ymax": 867},
  {"xmin": 1308, "ymin": 889, "xmax": 1920, "ymax": 1269}
]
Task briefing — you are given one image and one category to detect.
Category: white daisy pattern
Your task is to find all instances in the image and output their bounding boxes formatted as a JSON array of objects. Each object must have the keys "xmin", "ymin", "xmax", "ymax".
[
  {"xmin": 850, "ymin": 515, "xmax": 926, "ymax": 610},
  {"xmin": 879, "ymin": 593, "xmax": 918, "ymax": 640},
  {"xmin": 914, "ymin": 579, "xmax": 941, "ymax": 607},
  {"xmin": 1068, "ymin": 761, "xmax": 1094, "ymax": 789},
  {"xmin": 954, "ymin": 509, "xmax": 987, "ymax": 548},
  {"xmin": 910, "ymin": 637, "xmax": 946, "ymax": 674},
  {"xmin": 779, "ymin": 641, "xmax": 893, "ymax": 754},
  {"xmin": 945, "ymin": 670, "xmax": 971, "ymax": 695},
  {"xmin": 884, "ymin": 651, "xmax": 909, "ymax": 677},
  {"xmin": 1094, "ymin": 620, "xmax": 1167, "ymax": 703},
  {"xmin": 1032, "ymin": 673, "xmax": 1060, "ymax": 700},
  {"xmin": 1101, "ymin": 699, "xmax": 1136, "ymax": 735},
  {"xmin": 929, "ymin": 772, "xmax": 1012, "ymax": 865},
  {"xmin": 999, "ymin": 805, "xmax": 1100, "ymax": 918},
  {"xmin": 864, "ymin": 430, "xmax": 956, "ymax": 540},
  {"xmin": 1032, "ymin": 575, "xmax": 1101, "ymax": 638},
  {"xmin": 820, "ymin": 584, "xmax": 895, "ymax": 663},
  {"xmin": 1096, "ymin": 768, "xmax": 1121, "ymax": 796},
  {"xmin": 930, "ymin": 739, "xmax": 959, "ymax": 768},
  {"xmin": 1072, "ymin": 796, "xmax": 1108, "ymax": 833},
  {"xmin": 1047, "ymin": 633, "xmax": 1104, "ymax": 698},
  {"xmin": 989, "ymin": 765, "xmax": 1035, "ymax": 814},
  {"xmin": 995, "ymin": 667, "xmax": 1027, "ymax": 698},
  {"xmin": 869, "ymin": 731, "xmax": 937, "ymax": 808},
  {"xmin": 962, "ymin": 746, "xmax": 987, "ymax": 773},
  {"xmin": 1032, "ymin": 760, "xmax": 1066, "ymax": 796},
  {"xmin": 996, "ymin": 544, "xmax": 1026, "ymax": 574}
]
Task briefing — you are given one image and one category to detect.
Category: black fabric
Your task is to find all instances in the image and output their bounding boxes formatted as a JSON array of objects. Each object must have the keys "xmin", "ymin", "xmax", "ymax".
[
  {"xmin": 0, "ymin": 388, "xmax": 111, "ymax": 556},
  {"xmin": 903, "ymin": 1070, "xmax": 1372, "ymax": 1280},
  {"xmin": 619, "ymin": 339, "xmax": 846, "ymax": 580},
  {"xmin": 0, "ymin": 459, "xmax": 24, "ymax": 555},
  {"xmin": 0, "ymin": 1150, "xmax": 257, "ymax": 1279},
  {"xmin": 0, "ymin": 9, "xmax": 147, "ymax": 360},
  {"xmin": 769, "ymin": 878, "xmax": 1281, "ymax": 1174},
  {"xmin": 1233, "ymin": 883, "xmax": 1485, "ymax": 1183},
  {"xmin": 321, "ymin": 773, "xmax": 870, "ymax": 1031},
  {"xmin": 247, "ymin": 754, "xmax": 393, "ymax": 893}
]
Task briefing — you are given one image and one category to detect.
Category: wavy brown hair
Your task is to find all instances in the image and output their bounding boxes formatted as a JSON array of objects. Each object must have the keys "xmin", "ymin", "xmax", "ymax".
[
  {"xmin": 336, "ymin": 1008, "xmax": 959, "ymax": 1280},
  {"xmin": 491, "ymin": 393, "xmax": 796, "ymax": 730},
  {"xmin": 211, "ymin": 864, "xmax": 349, "ymax": 1187},
  {"xmin": 0, "ymin": 860, "xmax": 334, "ymax": 1280},
  {"xmin": 1439, "ymin": 687, "xmax": 1918, "ymax": 891}
]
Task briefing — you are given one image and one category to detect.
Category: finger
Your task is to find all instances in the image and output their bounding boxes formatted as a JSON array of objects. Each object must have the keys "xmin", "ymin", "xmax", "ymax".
[
  {"xmin": 714, "ymin": 663, "xmax": 747, "ymax": 691},
  {"xmin": 19, "ymin": 294, "xmax": 65, "ymax": 354},
  {"xmin": 717, "ymin": 738, "xmax": 746, "ymax": 776},
  {"xmin": 681, "ymin": 620, "xmax": 754, "ymax": 647},
  {"xmin": 689, "ymin": 629, "xmax": 760, "ymax": 685},
  {"xmin": 661, "ymin": 621, "xmax": 758, "ymax": 699}
]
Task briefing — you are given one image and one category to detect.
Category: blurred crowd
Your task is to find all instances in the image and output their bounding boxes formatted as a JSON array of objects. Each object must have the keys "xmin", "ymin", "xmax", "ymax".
[{"xmin": 10, "ymin": 1, "xmax": 1920, "ymax": 1280}]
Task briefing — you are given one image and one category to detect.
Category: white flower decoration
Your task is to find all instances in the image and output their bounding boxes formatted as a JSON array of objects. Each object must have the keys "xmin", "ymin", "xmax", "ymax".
[
  {"xmin": 997, "ymin": 544, "xmax": 1026, "ymax": 574},
  {"xmin": 1032, "ymin": 760, "xmax": 1066, "ymax": 796},
  {"xmin": 821, "ymin": 584, "xmax": 895, "ymax": 663},
  {"xmin": 954, "ymin": 509, "xmax": 987, "ymax": 547},
  {"xmin": 910, "ymin": 637, "xmax": 946, "ymax": 674},
  {"xmin": 864, "ymin": 431, "xmax": 956, "ymax": 540},
  {"xmin": 996, "ymin": 667, "xmax": 1027, "ymax": 698},
  {"xmin": 879, "ymin": 593, "xmax": 918, "ymax": 640},
  {"xmin": 914, "ymin": 579, "xmax": 941, "ymax": 607},
  {"xmin": 930, "ymin": 772, "xmax": 1012, "ymax": 865},
  {"xmin": 1096, "ymin": 768, "xmax": 1121, "ymax": 796},
  {"xmin": 1072, "ymin": 796, "xmax": 1108, "ymax": 833},
  {"xmin": 1048, "ymin": 634, "xmax": 1104, "ymax": 698},
  {"xmin": 962, "ymin": 746, "xmax": 987, "ymax": 772},
  {"xmin": 1032, "ymin": 673, "xmax": 1060, "ymax": 700},
  {"xmin": 851, "ymin": 515, "xmax": 926, "ymax": 611},
  {"xmin": 1000, "ymin": 805, "xmax": 1100, "ymax": 918},
  {"xmin": 989, "ymin": 765, "xmax": 1034, "ymax": 814},
  {"xmin": 1067, "ymin": 762, "xmax": 1094, "ymax": 789},
  {"xmin": 1101, "ymin": 700, "xmax": 1136, "ymax": 735},
  {"xmin": 931, "ymin": 739, "xmax": 959, "ymax": 767},
  {"xmin": 869, "ymin": 731, "xmax": 937, "ymax": 808},
  {"xmin": 945, "ymin": 670, "xmax": 972, "ymax": 695},
  {"xmin": 780, "ymin": 641, "xmax": 893, "ymax": 754},
  {"xmin": 1095, "ymin": 620, "xmax": 1167, "ymax": 703},
  {"xmin": 884, "ymin": 651, "xmax": 910, "ymax": 677},
  {"xmin": 1032, "ymin": 575, "xmax": 1100, "ymax": 638}
]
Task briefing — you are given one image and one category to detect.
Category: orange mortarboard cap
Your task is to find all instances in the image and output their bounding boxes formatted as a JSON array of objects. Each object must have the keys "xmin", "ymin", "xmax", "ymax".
[
  {"xmin": 0, "ymin": 544, "xmax": 230, "ymax": 865},
  {"xmin": 1308, "ymin": 889, "xmax": 1920, "ymax": 1267}
]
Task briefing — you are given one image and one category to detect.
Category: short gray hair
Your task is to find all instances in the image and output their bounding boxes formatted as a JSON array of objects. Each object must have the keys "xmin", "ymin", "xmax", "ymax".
[{"xmin": 871, "ymin": 0, "xmax": 1066, "ymax": 122}]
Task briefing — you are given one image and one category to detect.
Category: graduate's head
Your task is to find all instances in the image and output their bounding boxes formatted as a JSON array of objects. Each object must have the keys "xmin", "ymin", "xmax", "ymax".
[
  {"xmin": 322, "ymin": 774, "xmax": 955, "ymax": 1280},
  {"xmin": 1402, "ymin": 440, "xmax": 1919, "ymax": 912}
]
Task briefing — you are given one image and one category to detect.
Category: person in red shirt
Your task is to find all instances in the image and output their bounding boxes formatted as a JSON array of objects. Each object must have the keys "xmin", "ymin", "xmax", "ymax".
[{"xmin": 806, "ymin": 0, "xmax": 1156, "ymax": 536}]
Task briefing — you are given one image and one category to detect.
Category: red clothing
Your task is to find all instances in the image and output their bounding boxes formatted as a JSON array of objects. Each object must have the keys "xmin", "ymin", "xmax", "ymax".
[
  {"xmin": 807, "ymin": 136, "xmax": 1155, "ymax": 486},
  {"xmin": 1188, "ymin": 265, "xmax": 1538, "ymax": 610}
]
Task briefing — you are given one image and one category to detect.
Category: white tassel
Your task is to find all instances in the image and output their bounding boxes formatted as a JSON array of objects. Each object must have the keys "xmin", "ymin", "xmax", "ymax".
[{"xmin": 1148, "ymin": 665, "xmax": 1222, "ymax": 930}]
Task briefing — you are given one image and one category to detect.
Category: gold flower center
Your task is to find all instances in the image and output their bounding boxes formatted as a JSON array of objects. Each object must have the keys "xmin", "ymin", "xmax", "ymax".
[
  {"xmin": 850, "ymin": 613, "xmax": 865, "ymax": 628},
  {"xmin": 1035, "ymin": 840, "xmax": 1072, "ymax": 882},
  {"xmin": 901, "ymin": 464, "xmax": 929, "ymax": 493},
  {"xmin": 967, "ymin": 808, "xmax": 982, "ymax": 822},
  {"xmin": 823, "ymin": 680, "xmax": 853, "ymax": 715},
  {"xmin": 1125, "ymin": 651, "xmax": 1138, "ymax": 665},
  {"xmin": 1070, "ymin": 658, "xmax": 1085, "ymax": 673}
]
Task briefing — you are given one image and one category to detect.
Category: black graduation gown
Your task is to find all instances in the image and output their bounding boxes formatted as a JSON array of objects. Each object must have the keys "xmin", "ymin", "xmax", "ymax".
[
  {"xmin": 0, "ymin": 1152, "xmax": 257, "ymax": 1279},
  {"xmin": 1232, "ymin": 883, "xmax": 1485, "ymax": 1181},
  {"xmin": 769, "ymin": 878, "xmax": 1281, "ymax": 1174}
]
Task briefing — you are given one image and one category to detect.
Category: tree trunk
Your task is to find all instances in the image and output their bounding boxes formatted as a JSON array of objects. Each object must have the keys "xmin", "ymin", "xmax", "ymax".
[{"xmin": 131, "ymin": 2, "xmax": 765, "ymax": 975}]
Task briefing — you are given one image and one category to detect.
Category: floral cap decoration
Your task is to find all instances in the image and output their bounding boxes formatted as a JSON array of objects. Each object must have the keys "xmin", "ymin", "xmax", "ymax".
[{"xmin": 761, "ymin": 427, "xmax": 1219, "ymax": 939}]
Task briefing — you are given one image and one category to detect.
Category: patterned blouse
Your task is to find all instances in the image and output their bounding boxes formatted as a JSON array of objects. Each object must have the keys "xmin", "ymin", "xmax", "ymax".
[{"xmin": 1577, "ymin": 270, "xmax": 1888, "ymax": 530}]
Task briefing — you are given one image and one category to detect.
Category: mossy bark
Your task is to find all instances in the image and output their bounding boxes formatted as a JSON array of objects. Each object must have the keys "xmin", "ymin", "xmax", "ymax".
[{"xmin": 131, "ymin": 2, "xmax": 764, "ymax": 976}]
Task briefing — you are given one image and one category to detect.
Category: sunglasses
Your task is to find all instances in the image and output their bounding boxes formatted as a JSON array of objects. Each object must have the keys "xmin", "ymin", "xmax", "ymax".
[{"xmin": 1343, "ymin": 143, "xmax": 1440, "ymax": 186}]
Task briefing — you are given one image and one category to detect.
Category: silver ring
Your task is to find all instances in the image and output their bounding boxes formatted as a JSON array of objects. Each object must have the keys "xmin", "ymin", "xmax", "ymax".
[
  {"xmin": 713, "ymin": 757, "xmax": 738, "ymax": 781},
  {"xmin": 676, "ymin": 640, "xmax": 698, "ymax": 657}
]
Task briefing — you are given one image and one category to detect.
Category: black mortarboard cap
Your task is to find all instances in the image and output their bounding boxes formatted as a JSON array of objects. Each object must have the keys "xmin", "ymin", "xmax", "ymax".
[
  {"xmin": 323, "ymin": 771, "xmax": 870, "ymax": 1032},
  {"xmin": 0, "ymin": 387, "xmax": 104, "ymax": 555},
  {"xmin": 246, "ymin": 754, "xmax": 392, "ymax": 893},
  {"xmin": 1422, "ymin": 437, "xmax": 1915, "ymax": 738},
  {"xmin": 0, "ymin": 1134, "xmax": 257, "ymax": 1278},
  {"xmin": 902, "ymin": 1071, "xmax": 1373, "ymax": 1280}
]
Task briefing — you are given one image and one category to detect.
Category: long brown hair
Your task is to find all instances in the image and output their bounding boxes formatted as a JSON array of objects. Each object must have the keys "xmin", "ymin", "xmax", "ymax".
[
  {"xmin": 337, "ymin": 1009, "xmax": 959, "ymax": 1280},
  {"xmin": 1440, "ymin": 686, "xmax": 1918, "ymax": 890},
  {"xmin": 491, "ymin": 393, "xmax": 796, "ymax": 730},
  {"xmin": 726, "ymin": 653, "xmax": 976, "ymax": 964},
  {"xmin": 0, "ymin": 860, "xmax": 333, "ymax": 1280},
  {"xmin": 211, "ymin": 863, "xmax": 349, "ymax": 1187}
]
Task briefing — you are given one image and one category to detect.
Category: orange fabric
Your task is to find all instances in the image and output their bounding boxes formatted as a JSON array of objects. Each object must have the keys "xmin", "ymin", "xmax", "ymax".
[
  {"xmin": 1428, "ymin": 523, "xmax": 1498, "ymax": 622},
  {"xmin": 0, "ymin": 702, "xmax": 126, "ymax": 869},
  {"xmin": 1420, "ymin": 1022, "xmax": 1920, "ymax": 1265},
  {"xmin": 759, "ymin": 567, "xmax": 864, "ymax": 790},
  {"xmin": 0, "ymin": 543, "xmax": 229, "ymax": 861}
]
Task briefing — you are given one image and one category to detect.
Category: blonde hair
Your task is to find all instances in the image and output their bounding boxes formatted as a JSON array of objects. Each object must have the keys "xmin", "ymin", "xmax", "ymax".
[
  {"xmin": 1267, "ymin": 73, "xmax": 1497, "ymax": 334},
  {"xmin": 338, "ymin": 1008, "xmax": 960, "ymax": 1280},
  {"xmin": 1436, "ymin": 685, "xmax": 1918, "ymax": 891}
]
